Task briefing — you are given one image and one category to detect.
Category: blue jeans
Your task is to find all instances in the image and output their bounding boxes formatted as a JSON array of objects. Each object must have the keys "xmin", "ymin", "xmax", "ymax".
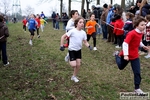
[
  {"xmin": 52, "ymin": 20, "xmax": 56, "ymax": 28},
  {"xmin": 101, "ymin": 24, "xmax": 107, "ymax": 39},
  {"xmin": 96, "ymin": 19, "xmax": 102, "ymax": 35},
  {"xmin": 115, "ymin": 55, "xmax": 141, "ymax": 89},
  {"xmin": 63, "ymin": 24, "xmax": 66, "ymax": 31},
  {"xmin": 0, "ymin": 42, "xmax": 8, "ymax": 64},
  {"xmin": 55, "ymin": 21, "xmax": 59, "ymax": 29}
]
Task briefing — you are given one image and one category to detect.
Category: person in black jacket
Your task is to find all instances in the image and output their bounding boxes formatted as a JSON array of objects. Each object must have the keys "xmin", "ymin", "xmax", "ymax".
[
  {"xmin": 129, "ymin": 0, "xmax": 142, "ymax": 14},
  {"xmin": 62, "ymin": 13, "xmax": 69, "ymax": 31},
  {"xmin": 0, "ymin": 15, "xmax": 9, "ymax": 66}
]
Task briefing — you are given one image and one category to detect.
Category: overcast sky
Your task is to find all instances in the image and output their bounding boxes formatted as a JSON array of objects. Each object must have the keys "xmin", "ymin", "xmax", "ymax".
[
  {"xmin": 20, "ymin": 0, "xmax": 121, "ymax": 16},
  {"xmin": 0, "ymin": 0, "xmax": 121, "ymax": 16}
]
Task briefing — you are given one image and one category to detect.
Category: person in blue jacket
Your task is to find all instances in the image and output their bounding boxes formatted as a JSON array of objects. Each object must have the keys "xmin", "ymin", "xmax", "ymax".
[{"xmin": 26, "ymin": 14, "xmax": 38, "ymax": 46}]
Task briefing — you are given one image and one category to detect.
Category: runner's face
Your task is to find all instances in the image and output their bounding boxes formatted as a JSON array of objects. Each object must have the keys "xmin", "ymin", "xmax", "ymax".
[
  {"xmin": 137, "ymin": 21, "xmax": 146, "ymax": 32},
  {"xmin": 73, "ymin": 12, "xmax": 79, "ymax": 19},
  {"xmin": 77, "ymin": 19, "xmax": 84, "ymax": 29},
  {"xmin": 90, "ymin": 14, "xmax": 95, "ymax": 20}
]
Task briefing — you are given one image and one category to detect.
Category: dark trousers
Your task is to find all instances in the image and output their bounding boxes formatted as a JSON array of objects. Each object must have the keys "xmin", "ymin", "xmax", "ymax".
[
  {"xmin": 87, "ymin": 32, "xmax": 96, "ymax": 47},
  {"xmin": 52, "ymin": 20, "xmax": 56, "ymax": 28},
  {"xmin": 23, "ymin": 25, "xmax": 26, "ymax": 31},
  {"xmin": 116, "ymin": 35, "xmax": 123, "ymax": 47},
  {"xmin": 114, "ymin": 34, "xmax": 117, "ymax": 44},
  {"xmin": 101, "ymin": 24, "xmax": 107, "ymax": 39},
  {"xmin": 0, "ymin": 42, "xmax": 8, "ymax": 64},
  {"xmin": 115, "ymin": 55, "xmax": 141, "ymax": 89},
  {"xmin": 36, "ymin": 27, "xmax": 39, "ymax": 35},
  {"xmin": 107, "ymin": 25, "xmax": 114, "ymax": 42}
]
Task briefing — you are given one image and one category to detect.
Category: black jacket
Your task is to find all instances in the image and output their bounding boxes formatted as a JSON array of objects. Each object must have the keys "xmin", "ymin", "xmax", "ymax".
[{"xmin": 0, "ymin": 22, "xmax": 9, "ymax": 42}]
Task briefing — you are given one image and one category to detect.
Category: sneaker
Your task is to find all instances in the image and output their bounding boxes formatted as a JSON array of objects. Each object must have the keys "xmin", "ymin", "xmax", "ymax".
[
  {"xmin": 134, "ymin": 89, "xmax": 144, "ymax": 94},
  {"xmin": 29, "ymin": 40, "xmax": 32, "ymax": 45},
  {"xmin": 71, "ymin": 76, "xmax": 79, "ymax": 83},
  {"xmin": 4, "ymin": 62, "xmax": 9, "ymax": 66},
  {"xmin": 93, "ymin": 47, "xmax": 97, "ymax": 51},
  {"xmin": 37, "ymin": 35, "xmax": 40, "ymax": 38},
  {"xmin": 64, "ymin": 53, "xmax": 69, "ymax": 62},
  {"xmin": 115, "ymin": 45, "xmax": 121, "ymax": 48},
  {"xmin": 144, "ymin": 55, "xmax": 150, "ymax": 58},
  {"xmin": 113, "ymin": 51, "xmax": 119, "ymax": 56}
]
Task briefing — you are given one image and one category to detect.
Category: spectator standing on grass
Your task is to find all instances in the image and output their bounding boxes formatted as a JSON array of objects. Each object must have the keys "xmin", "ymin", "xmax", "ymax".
[
  {"xmin": 129, "ymin": 0, "xmax": 142, "ymax": 15},
  {"xmin": 82, "ymin": 9, "xmax": 86, "ymax": 19},
  {"xmin": 62, "ymin": 13, "xmax": 69, "ymax": 31},
  {"xmin": 0, "ymin": 15, "xmax": 9, "ymax": 66},
  {"xmin": 123, "ymin": 12, "xmax": 134, "ymax": 39},
  {"xmin": 60, "ymin": 17, "xmax": 92, "ymax": 83},
  {"xmin": 113, "ymin": 14, "xmax": 124, "ymax": 49},
  {"xmin": 113, "ymin": 16, "xmax": 149, "ymax": 94},
  {"xmin": 101, "ymin": 3, "xmax": 108, "ymax": 40},
  {"xmin": 144, "ymin": 15, "xmax": 150, "ymax": 58},
  {"xmin": 51, "ymin": 11, "xmax": 56, "ymax": 30},
  {"xmin": 55, "ymin": 13, "xmax": 60, "ymax": 30},
  {"xmin": 86, "ymin": 9, "xmax": 92, "ymax": 20}
]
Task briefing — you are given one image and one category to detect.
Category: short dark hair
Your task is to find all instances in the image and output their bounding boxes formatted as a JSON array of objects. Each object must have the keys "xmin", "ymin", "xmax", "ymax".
[
  {"xmin": 74, "ymin": 16, "xmax": 84, "ymax": 28},
  {"xmin": 70, "ymin": 10, "xmax": 78, "ymax": 17},
  {"xmin": 90, "ymin": 13, "xmax": 95, "ymax": 17},
  {"xmin": 133, "ymin": 16, "xmax": 146, "ymax": 28},
  {"xmin": 136, "ymin": 0, "xmax": 142, "ymax": 3},
  {"xmin": 0, "ymin": 15, "xmax": 4, "ymax": 22}
]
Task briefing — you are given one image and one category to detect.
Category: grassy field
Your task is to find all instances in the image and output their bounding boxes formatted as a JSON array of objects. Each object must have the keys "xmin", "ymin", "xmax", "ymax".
[{"xmin": 0, "ymin": 22, "xmax": 150, "ymax": 100}]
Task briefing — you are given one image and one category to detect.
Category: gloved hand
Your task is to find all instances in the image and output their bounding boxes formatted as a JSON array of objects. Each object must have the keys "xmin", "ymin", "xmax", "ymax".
[
  {"xmin": 88, "ymin": 45, "xmax": 92, "ymax": 50},
  {"xmin": 60, "ymin": 46, "xmax": 65, "ymax": 51}
]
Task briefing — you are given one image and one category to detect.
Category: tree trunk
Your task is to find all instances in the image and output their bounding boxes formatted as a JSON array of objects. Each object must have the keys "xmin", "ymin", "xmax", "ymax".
[
  {"xmin": 60, "ymin": 0, "xmax": 63, "ymax": 18},
  {"xmin": 85, "ymin": 0, "xmax": 89, "ymax": 11},
  {"xmin": 133, "ymin": 0, "xmax": 134, "ymax": 4},
  {"xmin": 81, "ymin": 0, "xmax": 85, "ymax": 16},
  {"xmin": 121, "ymin": 0, "xmax": 125, "ymax": 10},
  {"xmin": 68, "ymin": 0, "xmax": 71, "ymax": 17},
  {"xmin": 110, "ymin": 0, "xmax": 113, "ymax": 4},
  {"xmin": 97, "ymin": 0, "xmax": 100, "ymax": 5}
]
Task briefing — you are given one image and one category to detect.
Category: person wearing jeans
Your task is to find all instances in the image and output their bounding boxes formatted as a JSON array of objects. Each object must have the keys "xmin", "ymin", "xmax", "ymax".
[
  {"xmin": 114, "ymin": 16, "xmax": 148, "ymax": 94},
  {"xmin": 0, "ymin": 15, "xmax": 9, "ymax": 66}
]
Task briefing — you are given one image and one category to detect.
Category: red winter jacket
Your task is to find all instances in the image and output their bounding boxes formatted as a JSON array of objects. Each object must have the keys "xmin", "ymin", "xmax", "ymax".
[{"xmin": 113, "ymin": 19, "xmax": 124, "ymax": 35}]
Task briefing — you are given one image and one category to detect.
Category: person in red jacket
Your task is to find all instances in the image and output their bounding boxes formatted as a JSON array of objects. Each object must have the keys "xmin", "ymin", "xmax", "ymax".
[
  {"xmin": 35, "ymin": 14, "xmax": 41, "ymax": 38},
  {"xmin": 22, "ymin": 17, "xmax": 27, "ymax": 32},
  {"xmin": 114, "ymin": 16, "xmax": 149, "ymax": 94},
  {"xmin": 113, "ymin": 14, "xmax": 124, "ymax": 48}
]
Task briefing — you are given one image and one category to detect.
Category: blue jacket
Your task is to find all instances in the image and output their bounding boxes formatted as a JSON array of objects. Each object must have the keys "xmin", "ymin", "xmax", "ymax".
[
  {"xmin": 106, "ymin": 8, "xmax": 114, "ymax": 24},
  {"xmin": 124, "ymin": 19, "xmax": 133, "ymax": 37},
  {"xmin": 141, "ymin": 4, "xmax": 150, "ymax": 17},
  {"xmin": 28, "ymin": 18, "xmax": 37, "ymax": 30}
]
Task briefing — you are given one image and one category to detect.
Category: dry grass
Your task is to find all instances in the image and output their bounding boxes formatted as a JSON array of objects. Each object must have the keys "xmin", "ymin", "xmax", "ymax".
[{"xmin": 0, "ymin": 22, "xmax": 149, "ymax": 100}]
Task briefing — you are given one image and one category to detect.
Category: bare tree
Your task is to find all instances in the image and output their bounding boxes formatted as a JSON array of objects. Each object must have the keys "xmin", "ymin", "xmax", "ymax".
[
  {"xmin": 81, "ymin": 0, "xmax": 85, "ymax": 16},
  {"xmin": 97, "ymin": 0, "xmax": 100, "ymax": 5},
  {"xmin": 68, "ymin": 0, "xmax": 71, "ymax": 17},
  {"xmin": 85, "ymin": 0, "xmax": 93, "ymax": 12},
  {"xmin": 0, "ymin": 0, "xmax": 11, "ymax": 15},
  {"xmin": 38, "ymin": 0, "xmax": 63, "ymax": 18},
  {"xmin": 23, "ymin": 5, "xmax": 34, "ymax": 16},
  {"xmin": 62, "ymin": 2, "xmax": 67, "ymax": 13},
  {"xmin": 110, "ymin": 0, "xmax": 113, "ymax": 4},
  {"xmin": 121, "ymin": 0, "xmax": 125, "ymax": 10}
]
